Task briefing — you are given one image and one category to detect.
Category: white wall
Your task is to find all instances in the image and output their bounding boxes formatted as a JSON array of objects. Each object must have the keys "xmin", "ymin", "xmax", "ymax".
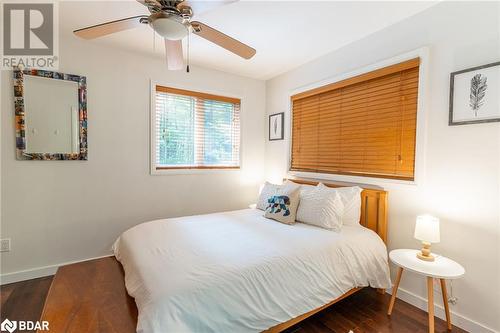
[
  {"xmin": 265, "ymin": 2, "xmax": 499, "ymax": 332},
  {"xmin": 0, "ymin": 34, "xmax": 266, "ymax": 280}
]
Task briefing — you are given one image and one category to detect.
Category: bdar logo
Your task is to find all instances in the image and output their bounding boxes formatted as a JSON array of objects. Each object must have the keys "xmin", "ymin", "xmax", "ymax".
[
  {"xmin": 0, "ymin": 319, "xmax": 49, "ymax": 332},
  {"xmin": 0, "ymin": 319, "xmax": 17, "ymax": 333}
]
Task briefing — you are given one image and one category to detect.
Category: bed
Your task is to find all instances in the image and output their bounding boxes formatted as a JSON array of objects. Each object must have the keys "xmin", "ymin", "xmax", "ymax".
[{"xmin": 112, "ymin": 179, "xmax": 391, "ymax": 333}]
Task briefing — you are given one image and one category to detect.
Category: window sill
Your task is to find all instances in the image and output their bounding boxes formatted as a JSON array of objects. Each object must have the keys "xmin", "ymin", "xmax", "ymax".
[
  {"xmin": 151, "ymin": 167, "xmax": 241, "ymax": 176},
  {"xmin": 288, "ymin": 170, "xmax": 419, "ymax": 187}
]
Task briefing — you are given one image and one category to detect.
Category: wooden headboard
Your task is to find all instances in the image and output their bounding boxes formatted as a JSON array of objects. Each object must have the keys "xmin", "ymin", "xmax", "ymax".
[{"xmin": 286, "ymin": 179, "xmax": 388, "ymax": 244}]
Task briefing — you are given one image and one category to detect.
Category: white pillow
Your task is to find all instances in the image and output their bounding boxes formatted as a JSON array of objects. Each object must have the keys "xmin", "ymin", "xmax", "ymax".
[
  {"xmin": 256, "ymin": 181, "xmax": 300, "ymax": 210},
  {"xmin": 295, "ymin": 183, "xmax": 315, "ymax": 200},
  {"xmin": 295, "ymin": 184, "xmax": 314, "ymax": 219},
  {"xmin": 318, "ymin": 183, "xmax": 362, "ymax": 226},
  {"xmin": 257, "ymin": 182, "xmax": 279, "ymax": 210},
  {"xmin": 296, "ymin": 185, "xmax": 344, "ymax": 231}
]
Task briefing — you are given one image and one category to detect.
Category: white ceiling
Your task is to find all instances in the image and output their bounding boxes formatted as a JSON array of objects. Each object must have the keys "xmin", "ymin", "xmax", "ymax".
[{"xmin": 60, "ymin": 1, "xmax": 437, "ymax": 80}]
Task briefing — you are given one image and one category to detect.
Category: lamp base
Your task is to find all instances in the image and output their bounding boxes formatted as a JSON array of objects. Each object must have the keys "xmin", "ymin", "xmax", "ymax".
[
  {"xmin": 416, "ymin": 241, "xmax": 435, "ymax": 262},
  {"xmin": 416, "ymin": 252, "xmax": 435, "ymax": 261}
]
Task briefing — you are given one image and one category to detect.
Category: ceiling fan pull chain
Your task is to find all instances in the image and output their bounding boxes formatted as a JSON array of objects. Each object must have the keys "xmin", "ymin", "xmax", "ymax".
[
  {"xmin": 153, "ymin": 29, "xmax": 156, "ymax": 52},
  {"xmin": 186, "ymin": 31, "xmax": 190, "ymax": 73}
]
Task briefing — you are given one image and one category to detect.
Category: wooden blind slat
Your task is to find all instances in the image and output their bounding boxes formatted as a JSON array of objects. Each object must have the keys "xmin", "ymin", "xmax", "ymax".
[
  {"xmin": 156, "ymin": 86, "xmax": 240, "ymax": 104},
  {"xmin": 291, "ymin": 59, "xmax": 419, "ymax": 180}
]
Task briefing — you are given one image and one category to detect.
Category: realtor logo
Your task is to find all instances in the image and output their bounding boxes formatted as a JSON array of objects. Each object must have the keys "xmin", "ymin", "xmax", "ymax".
[
  {"xmin": 1, "ymin": 1, "xmax": 59, "ymax": 69},
  {"xmin": 3, "ymin": 3, "xmax": 53, "ymax": 55},
  {"xmin": 0, "ymin": 319, "xmax": 17, "ymax": 333}
]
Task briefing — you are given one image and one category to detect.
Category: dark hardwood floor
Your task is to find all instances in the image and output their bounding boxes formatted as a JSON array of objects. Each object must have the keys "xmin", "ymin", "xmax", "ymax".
[
  {"xmin": 1, "ymin": 276, "xmax": 53, "ymax": 333},
  {"xmin": 1, "ymin": 273, "xmax": 467, "ymax": 333},
  {"xmin": 281, "ymin": 287, "xmax": 467, "ymax": 333}
]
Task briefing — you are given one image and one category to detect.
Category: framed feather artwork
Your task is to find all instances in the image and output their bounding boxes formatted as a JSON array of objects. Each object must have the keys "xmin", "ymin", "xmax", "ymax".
[
  {"xmin": 449, "ymin": 61, "xmax": 500, "ymax": 125},
  {"xmin": 269, "ymin": 112, "xmax": 284, "ymax": 141}
]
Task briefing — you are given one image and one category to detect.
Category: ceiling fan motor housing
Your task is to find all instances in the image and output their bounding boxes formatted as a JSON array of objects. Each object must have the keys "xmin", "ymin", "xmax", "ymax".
[{"xmin": 148, "ymin": 12, "xmax": 188, "ymax": 40}]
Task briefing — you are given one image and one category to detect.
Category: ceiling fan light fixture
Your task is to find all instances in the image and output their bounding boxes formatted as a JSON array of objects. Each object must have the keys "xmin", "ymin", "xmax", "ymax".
[{"xmin": 149, "ymin": 13, "xmax": 187, "ymax": 40}]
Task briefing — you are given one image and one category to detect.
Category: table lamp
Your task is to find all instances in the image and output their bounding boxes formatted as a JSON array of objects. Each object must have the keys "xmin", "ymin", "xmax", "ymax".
[{"xmin": 414, "ymin": 215, "xmax": 440, "ymax": 261}]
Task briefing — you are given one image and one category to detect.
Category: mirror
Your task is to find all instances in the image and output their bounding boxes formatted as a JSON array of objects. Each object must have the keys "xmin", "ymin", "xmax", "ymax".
[{"xmin": 14, "ymin": 68, "xmax": 87, "ymax": 160}]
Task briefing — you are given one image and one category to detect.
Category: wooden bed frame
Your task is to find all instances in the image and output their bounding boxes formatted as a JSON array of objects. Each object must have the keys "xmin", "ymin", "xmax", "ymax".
[
  {"xmin": 39, "ymin": 179, "xmax": 388, "ymax": 333},
  {"xmin": 263, "ymin": 178, "xmax": 389, "ymax": 333}
]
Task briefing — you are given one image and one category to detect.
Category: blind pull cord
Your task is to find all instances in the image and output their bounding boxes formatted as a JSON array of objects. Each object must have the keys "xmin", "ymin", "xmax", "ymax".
[
  {"xmin": 399, "ymin": 94, "xmax": 406, "ymax": 164},
  {"xmin": 186, "ymin": 32, "xmax": 190, "ymax": 73}
]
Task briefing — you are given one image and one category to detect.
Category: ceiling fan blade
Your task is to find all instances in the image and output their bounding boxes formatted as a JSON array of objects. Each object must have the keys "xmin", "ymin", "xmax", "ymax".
[
  {"xmin": 74, "ymin": 16, "xmax": 148, "ymax": 40},
  {"xmin": 178, "ymin": 0, "xmax": 238, "ymax": 16},
  {"xmin": 190, "ymin": 21, "xmax": 255, "ymax": 59},
  {"xmin": 165, "ymin": 39, "xmax": 184, "ymax": 70}
]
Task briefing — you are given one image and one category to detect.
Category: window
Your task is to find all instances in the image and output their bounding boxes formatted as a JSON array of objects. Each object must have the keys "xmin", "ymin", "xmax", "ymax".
[
  {"xmin": 291, "ymin": 58, "xmax": 420, "ymax": 181},
  {"xmin": 154, "ymin": 86, "xmax": 240, "ymax": 170}
]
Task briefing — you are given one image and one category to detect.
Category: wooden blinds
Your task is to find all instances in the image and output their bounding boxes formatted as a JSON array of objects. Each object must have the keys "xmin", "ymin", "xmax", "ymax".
[{"xmin": 291, "ymin": 58, "xmax": 420, "ymax": 180}]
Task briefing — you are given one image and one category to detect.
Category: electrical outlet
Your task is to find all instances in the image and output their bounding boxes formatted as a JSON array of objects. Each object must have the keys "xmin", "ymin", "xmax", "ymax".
[{"xmin": 0, "ymin": 238, "xmax": 11, "ymax": 252}]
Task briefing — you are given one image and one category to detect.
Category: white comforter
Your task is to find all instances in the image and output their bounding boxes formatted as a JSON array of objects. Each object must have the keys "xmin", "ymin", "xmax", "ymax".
[{"xmin": 113, "ymin": 208, "xmax": 390, "ymax": 333}]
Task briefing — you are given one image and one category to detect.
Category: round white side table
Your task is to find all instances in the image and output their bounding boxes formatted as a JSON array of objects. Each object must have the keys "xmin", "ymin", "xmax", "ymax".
[{"xmin": 388, "ymin": 249, "xmax": 465, "ymax": 333}]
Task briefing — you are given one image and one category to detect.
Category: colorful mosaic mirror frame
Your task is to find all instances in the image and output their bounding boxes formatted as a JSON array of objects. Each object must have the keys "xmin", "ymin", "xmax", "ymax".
[{"xmin": 14, "ymin": 68, "xmax": 87, "ymax": 160}]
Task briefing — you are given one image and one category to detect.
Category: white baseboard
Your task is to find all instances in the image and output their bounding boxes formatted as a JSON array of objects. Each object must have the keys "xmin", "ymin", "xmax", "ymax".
[
  {"xmin": 0, "ymin": 254, "xmax": 112, "ymax": 285},
  {"xmin": 385, "ymin": 287, "xmax": 498, "ymax": 333}
]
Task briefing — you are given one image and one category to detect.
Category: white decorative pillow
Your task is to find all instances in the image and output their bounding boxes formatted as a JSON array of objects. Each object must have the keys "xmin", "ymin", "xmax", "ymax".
[
  {"xmin": 257, "ymin": 182, "xmax": 281, "ymax": 210},
  {"xmin": 257, "ymin": 181, "xmax": 300, "ymax": 210},
  {"xmin": 264, "ymin": 186, "xmax": 300, "ymax": 225},
  {"xmin": 318, "ymin": 183, "xmax": 362, "ymax": 226},
  {"xmin": 296, "ymin": 184, "xmax": 317, "ymax": 218},
  {"xmin": 296, "ymin": 185, "xmax": 344, "ymax": 231},
  {"xmin": 298, "ymin": 183, "xmax": 316, "ymax": 196}
]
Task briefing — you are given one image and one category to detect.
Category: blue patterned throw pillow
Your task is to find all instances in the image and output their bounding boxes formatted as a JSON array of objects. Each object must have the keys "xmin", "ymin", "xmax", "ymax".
[
  {"xmin": 266, "ymin": 195, "xmax": 291, "ymax": 216},
  {"xmin": 264, "ymin": 186, "xmax": 300, "ymax": 224}
]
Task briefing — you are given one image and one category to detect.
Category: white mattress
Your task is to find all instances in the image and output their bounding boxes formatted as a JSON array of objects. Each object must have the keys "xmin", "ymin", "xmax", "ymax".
[{"xmin": 113, "ymin": 208, "xmax": 391, "ymax": 333}]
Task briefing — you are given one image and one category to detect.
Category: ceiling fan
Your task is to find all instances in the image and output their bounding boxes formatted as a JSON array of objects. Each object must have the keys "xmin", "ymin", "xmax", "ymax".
[{"xmin": 73, "ymin": 0, "xmax": 256, "ymax": 71}]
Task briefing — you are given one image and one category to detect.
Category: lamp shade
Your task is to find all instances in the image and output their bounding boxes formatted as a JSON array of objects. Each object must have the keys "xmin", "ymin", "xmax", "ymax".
[{"xmin": 414, "ymin": 215, "xmax": 440, "ymax": 243}]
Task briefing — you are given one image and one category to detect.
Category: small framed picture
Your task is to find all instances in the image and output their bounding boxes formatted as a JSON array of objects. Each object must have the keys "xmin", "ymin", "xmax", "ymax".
[
  {"xmin": 449, "ymin": 61, "xmax": 500, "ymax": 125},
  {"xmin": 269, "ymin": 112, "xmax": 284, "ymax": 141}
]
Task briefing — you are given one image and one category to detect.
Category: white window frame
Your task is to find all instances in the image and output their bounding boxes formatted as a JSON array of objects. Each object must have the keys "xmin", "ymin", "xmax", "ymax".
[
  {"xmin": 150, "ymin": 80, "xmax": 243, "ymax": 175},
  {"xmin": 286, "ymin": 47, "xmax": 430, "ymax": 186}
]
